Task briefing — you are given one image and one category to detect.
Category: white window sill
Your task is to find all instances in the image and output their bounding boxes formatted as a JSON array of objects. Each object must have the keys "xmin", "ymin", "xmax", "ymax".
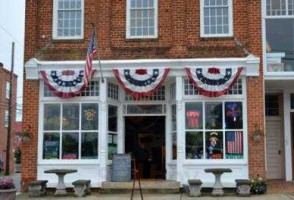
[
  {"xmin": 52, "ymin": 36, "xmax": 84, "ymax": 40},
  {"xmin": 200, "ymin": 34, "xmax": 233, "ymax": 38},
  {"xmin": 126, "ymin": 35, "xmax": 158, "ymax": 40}
]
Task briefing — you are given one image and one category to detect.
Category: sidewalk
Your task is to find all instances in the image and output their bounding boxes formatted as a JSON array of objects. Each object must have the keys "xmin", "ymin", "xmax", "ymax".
[{"xmin": 15, "ymin": 193, "xmax": 294, "ymax": 200}]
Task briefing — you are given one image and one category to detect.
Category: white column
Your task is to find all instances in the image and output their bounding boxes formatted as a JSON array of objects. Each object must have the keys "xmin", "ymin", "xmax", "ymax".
[
  {"xmin": 99, "ymin": 79, "xmax": 108, "ymax": 181},
  {"xmin": 176, "ymin": 76, "xmax": 184, "ymax": 183},
  {"xmin": 165, "ymin": 82, "xmax": 172, "ymax": 179},
  {"xmin": 283, "ymin": 90, "xmax": 292, "ymax": 181}
]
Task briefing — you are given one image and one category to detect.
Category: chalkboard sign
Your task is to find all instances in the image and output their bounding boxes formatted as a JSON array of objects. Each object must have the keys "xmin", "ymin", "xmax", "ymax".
[{"xmin": 111, "ymin": 154, "xmax": 131, "ymax": 182}]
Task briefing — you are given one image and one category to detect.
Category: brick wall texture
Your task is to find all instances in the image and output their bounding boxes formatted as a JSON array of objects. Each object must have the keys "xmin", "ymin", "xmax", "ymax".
[
  {"xmin": 0, "ymin": 66, "xmax": 17, "ymax": 175},
  {"xmin": 23, "ymin": 0, "xmax": 265, "ymax": 190}
]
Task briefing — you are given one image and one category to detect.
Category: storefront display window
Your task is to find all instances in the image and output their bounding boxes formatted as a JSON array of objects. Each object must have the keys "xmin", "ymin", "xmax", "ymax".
[
  {"xmin": 43, "ymin": 103, "xmax": 99, "ymax": 160},
  {"xmin": 108, "ymin": 105, "xmax": 118, "ymax": 160},
  {"xmin": 171, "ymin": 104, "xmax": 177, "ymax": 160},
  {"xmin": 185, "ymin": 101, "xmax": 244, "ymax": 160}
]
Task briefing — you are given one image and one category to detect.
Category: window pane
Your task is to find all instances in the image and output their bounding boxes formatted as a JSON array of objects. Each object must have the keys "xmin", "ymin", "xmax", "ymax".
[
  {"xmin": 43, "ymin": 133, "xmax": 60, "ymax": 159},
  {"xmin": 63, "ymin": 104, "xmax": 79, "ymax": 130},
  {"xmin": 265, "ymin": 95, "xmax": 280, "ymax": 116},
  {"xmin": 108, "ymin": 133, "xmax": 118, "ymax": 160},
  {"xmin": 82, "ymin": 132, "xmax": 98, "ymax": 159},
  {"xmin": 186, "ymin": 132, "xmax": 204, "ymax": 159},
  {"xmin": 44, "ymin": 104, "xmax": 60, "ymax": 131},
  {"xmin": 108, "ymin": 105, "xmax": 118, "ymax": 132},
  {"xmin": 62, "ymin": 132, "xmax": 79, "ymax": 159},
  {"xmin": 225, "ymin": 131, "xmax": 243, "ymax": 159},
  {"xmin": 205, "ymin": 102, "xmax": 223, "ymax": 129},
  {"xmin": 82, "ymin": 104, "xmax": 98, "ymax": 130},
  {"xmin": 172, "ymin": 132, "xmax": 177, "ymax": 160},
  {"xmin": 266, "ymin": 19, "xmax": 294, "ymax": 72},
  {"xmin": 291, "ymin": 94, "xmax": 294, "ymax": 109},
  {"xmin": 206, "ymin": 132, "xmax": 223, "ymax": 159},
  {"xmin": 185, "ymin": 103, "xmax": 203, "ymax": 129},
  {"xmin": 225, "ymin": 102, "xmax": 243, "ymax": 129},
  {"xmin": 172, "ymin": 105, "xmax": 177, "ymax": 131}
]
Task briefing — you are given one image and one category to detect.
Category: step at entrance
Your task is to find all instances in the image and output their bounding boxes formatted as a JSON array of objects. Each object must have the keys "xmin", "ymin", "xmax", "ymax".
[{"xmin": 101, "ymin": 180, "xmax": 180, "ymax": 194}]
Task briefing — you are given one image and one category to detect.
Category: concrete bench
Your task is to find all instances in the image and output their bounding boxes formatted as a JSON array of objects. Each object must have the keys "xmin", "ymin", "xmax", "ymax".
[
  {"xmin": 235, "ymin": 179, "xmax": 251, "ymax": 197},
  {"xmin": 28, "ymin": 180, "xmax": 48, "ymax": 197},
  {"xmin": 188, "ymin": 179, "xmax": 202, "ymax": 197},
  {"xmin": 72, "ymin": 180, "xmax": 91, "ymax": 197}
]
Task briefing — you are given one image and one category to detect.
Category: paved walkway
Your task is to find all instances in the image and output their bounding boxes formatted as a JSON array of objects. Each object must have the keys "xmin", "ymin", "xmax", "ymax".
[{"xmin": 15, "ymin": 193, "xmax": 294, "ymax": 200}]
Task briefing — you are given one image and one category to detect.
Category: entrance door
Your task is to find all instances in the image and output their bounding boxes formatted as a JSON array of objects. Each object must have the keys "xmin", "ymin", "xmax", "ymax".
[
  {"xmin": 125, "ymin": 116, "xmax": 165, "ymax": 179},
  {"xmin": 266, "ymin": 117, "xmax": 283, "ymax": 179}
]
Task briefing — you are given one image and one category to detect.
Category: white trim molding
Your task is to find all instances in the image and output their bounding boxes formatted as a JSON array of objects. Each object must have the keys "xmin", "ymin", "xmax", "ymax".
[
  {"xmin": 52, "ymin": 0, "xmax": 84, "ymax": 40},
  {"xmin": 200, "ymin": 0, "xmax": 234, "ymax": 38},
  {"xmin": 25, "ymin": 54, "xmax": 260, "ymax": 80}
]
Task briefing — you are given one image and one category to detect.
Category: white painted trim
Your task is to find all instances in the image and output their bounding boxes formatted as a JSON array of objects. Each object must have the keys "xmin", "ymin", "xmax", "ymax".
[
  {"xmin": 200, "ymin": 0, "xmax": 233, "ymax": 38},
  {"xmin": 283, "ymin": 90, "xmax": 292, "ymax": 181},
  {"xmin": 25, "ymin": 55, "xmax": 260, "ymax": 79},
  {"xmin": 126, "ymin": 0, "xmax": 158, "ymax": 39},
  {"xmin": 52, "ymin": 0, "xmax": 84, "ymax": 40}
]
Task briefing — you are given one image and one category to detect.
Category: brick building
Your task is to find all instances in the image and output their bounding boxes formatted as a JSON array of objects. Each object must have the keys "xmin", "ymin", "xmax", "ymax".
[
  {"xmin": 0, "ymin": 62, "xmax": 17, "ymax": 174},
  {"xmin": 23, "ymin": 0, "xmax": 265, "ymax": 190}
]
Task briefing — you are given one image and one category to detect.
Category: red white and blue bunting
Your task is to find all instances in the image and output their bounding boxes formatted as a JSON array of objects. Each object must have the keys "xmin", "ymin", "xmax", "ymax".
[
  {"xmin": 186, "ymin": 67, "xmax": 244, "ymax": 98},
  {"xmin": 113, "ymin": 68, "xmax": 170, "ymax": 99},
  {"xmin": 40, "ymin": 69, "xmax": 94, "ymax": 99}
]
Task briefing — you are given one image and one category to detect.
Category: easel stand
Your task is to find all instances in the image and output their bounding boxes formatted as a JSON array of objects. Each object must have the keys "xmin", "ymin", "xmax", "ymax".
[{"xmin": 131, "ymin": 159, "xmax": 144, "ymax": 200}]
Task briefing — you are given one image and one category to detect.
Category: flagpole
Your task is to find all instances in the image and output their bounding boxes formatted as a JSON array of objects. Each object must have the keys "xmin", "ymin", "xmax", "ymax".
[{"xmin": 91, "ymin": 23, "xmax": 104, "ymax": 83}]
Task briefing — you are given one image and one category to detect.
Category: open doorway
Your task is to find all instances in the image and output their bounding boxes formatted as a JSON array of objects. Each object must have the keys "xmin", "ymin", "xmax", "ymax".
[{"xmin": 125, "ymin": 116, "xmax": 165, "ymax": 179}]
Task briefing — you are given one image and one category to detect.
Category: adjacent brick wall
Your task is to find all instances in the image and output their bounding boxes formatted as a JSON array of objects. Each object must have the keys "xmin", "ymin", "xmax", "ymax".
[
  {"xmin": 0, "ymin": 66, "xmax": 17, "ymax": 175},
  {"xmin": 23, "ymin": 0, "xmax": 265, "ymax": 190}
]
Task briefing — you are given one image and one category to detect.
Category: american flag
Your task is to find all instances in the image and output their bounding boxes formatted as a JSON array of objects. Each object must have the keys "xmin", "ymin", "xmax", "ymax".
[
  {"xmin": 226, "ymin": 131, "xmax": 243, "ymax": 154},
  {"xmin": 84, "ymin": 30, "xmax": 97, "ymax": 86}
]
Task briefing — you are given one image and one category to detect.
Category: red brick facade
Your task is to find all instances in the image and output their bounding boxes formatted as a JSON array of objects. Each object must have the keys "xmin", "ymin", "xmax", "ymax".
[
  {"xmin": 23, "ymin": 0, "xmax": 265, "ymax": 190},
  {"xmin": 0, "ymin": 64, "xmax": 17, "ymax": 175}
]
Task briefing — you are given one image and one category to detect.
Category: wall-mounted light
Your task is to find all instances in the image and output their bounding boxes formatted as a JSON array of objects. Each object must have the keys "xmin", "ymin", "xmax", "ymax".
[{"xmin": 252, "ymin": 124, "xmax": 262, "ymax": 142}]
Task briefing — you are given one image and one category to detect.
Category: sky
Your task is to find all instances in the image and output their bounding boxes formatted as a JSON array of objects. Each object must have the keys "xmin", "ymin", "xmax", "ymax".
[{"xmin": 0, "ymin": 0, "xmax": 26, "ymax": 121}]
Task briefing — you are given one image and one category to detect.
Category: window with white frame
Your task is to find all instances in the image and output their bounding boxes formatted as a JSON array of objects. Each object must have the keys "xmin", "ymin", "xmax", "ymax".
[
  {"xmin": 264, "ymin": 0, "xmax": 294, "ymax": 72},
  {"xmin": 44, "ymin": 80, "xmax": 99, "ymax": 97},
  {"xmin": 42, "ymin": 103, "xmax": 99, "ymax": 160},
  {"xmin": 171, "ymin": 104, "xmax": 177, "ymax": 160},
  {"xmin": 185, "ymin": 101, "xmax": 244, "ymax": 160},
  {"xmin": 6, "ymin": 82, "xmax": 10, "ymax": 99},
  {"xmin": 5, "ymin": 110, "xmax": 9, "ymax": 128},
  {"xmin": 200, "ymin": 0, "xmax": 233, "ymax": 37},
  {"xmin": 53, "ymin": 0, "xmax": 84, "ymax": 39},
  {"xmin": 184, "ymin": 78, "xmax": 243, "ymax": 96},
  {"xmin": 126, "ymin": 0, "xmax": 158, "ymax": 38},
  {"xmin": 108, "ymin": 105, "xmax": 118, "ymax": 160}
]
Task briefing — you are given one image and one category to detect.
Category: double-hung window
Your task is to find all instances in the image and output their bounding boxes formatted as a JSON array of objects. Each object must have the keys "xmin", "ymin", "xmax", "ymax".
[
  {"xmin": 126, "ymin": 0, "xmax": 158, "ymax": 39},
  {"xmin": 53, "ymin": 0, "xmax": 84, "ymax": 40},
  {"xmin": 6, "ymin": 81, "xmax": 10, "ymax": 99},
  {"xmin": 200, "ymin": 0, "xmax": 233, "ymax": 37}
]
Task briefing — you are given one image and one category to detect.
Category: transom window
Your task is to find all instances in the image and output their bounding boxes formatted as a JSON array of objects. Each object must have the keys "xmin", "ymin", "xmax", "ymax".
[
  {"xmin": 53, "ymin": 0, "xmax": 84, "ymax": 39},
  {"xmin": 43, "ymin": 81, "xmax": 99, "ymax": 97},
  {"xmin": 266, "ymin": 0, "xmax": 294, "ymax": 16},
  {"xmin": 43, "ymin": 103, "xmax": 99, "ymax": 160},
  {"xmin": 184, "ymin": 79, "xmax": 243, "ymax": 96},
  {"xmin": 200, "ymin": 0, "xmax": 233, "ymax": 37},
  {"xmin": 125, "ymin": 86, "xmax": 165, "ymax": 101},
  {"xmin": 185, "ymin": 101, "xmax": 244, "ymax": 160},
  {"xmin": 126, "ymin": 0, "xmax": 158, "ymax": 38}
]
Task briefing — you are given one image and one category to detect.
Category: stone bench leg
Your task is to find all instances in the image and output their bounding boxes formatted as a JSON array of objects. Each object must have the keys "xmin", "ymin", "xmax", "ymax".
[
  {"xmin": 189, "ymin": 185, "xmax": 201, "ymax": 197},
  {"xmin": 86, "ymin": 183, "xmax": 91, "ymax": 195},
  {"xmin": 73, "ymin": 184, "xmax": 87, "ymax": 197},
  {"xmin": 29, "ymin": 184, "xmax": 47, "ymax": 197}
]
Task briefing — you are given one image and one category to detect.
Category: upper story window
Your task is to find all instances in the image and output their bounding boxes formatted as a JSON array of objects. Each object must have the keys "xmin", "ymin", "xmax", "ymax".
[
  {"xmin": 126, "ymin": 0, "xmax": 158, "ymax": 39},
  {"xmin": 264, "ymin": 0, "xmax": 294, "ymax": 73},
  {"xmin": 200, "ymin": 0, "xmax": 233, "ymax": 38},
  {"xmin": 6, "ymin": 81, "xmax": 10, "ymax": 99},
  {"xmin": 5, "ymin": 110, "xmax": 9, "ymax": 128},
  {"xmin": 53, "ymin": 0, "xmax": 84, "ymax": 40}
]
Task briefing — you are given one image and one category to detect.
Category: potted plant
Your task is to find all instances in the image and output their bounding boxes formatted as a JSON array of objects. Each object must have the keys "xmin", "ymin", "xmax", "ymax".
[
  {"xmin": 250, "ymin": 177, "xmax": 267, "ymax": 194},
  {"xmin": 0, "ymin": 178, "xmax": 16, "ymax": 200}
]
